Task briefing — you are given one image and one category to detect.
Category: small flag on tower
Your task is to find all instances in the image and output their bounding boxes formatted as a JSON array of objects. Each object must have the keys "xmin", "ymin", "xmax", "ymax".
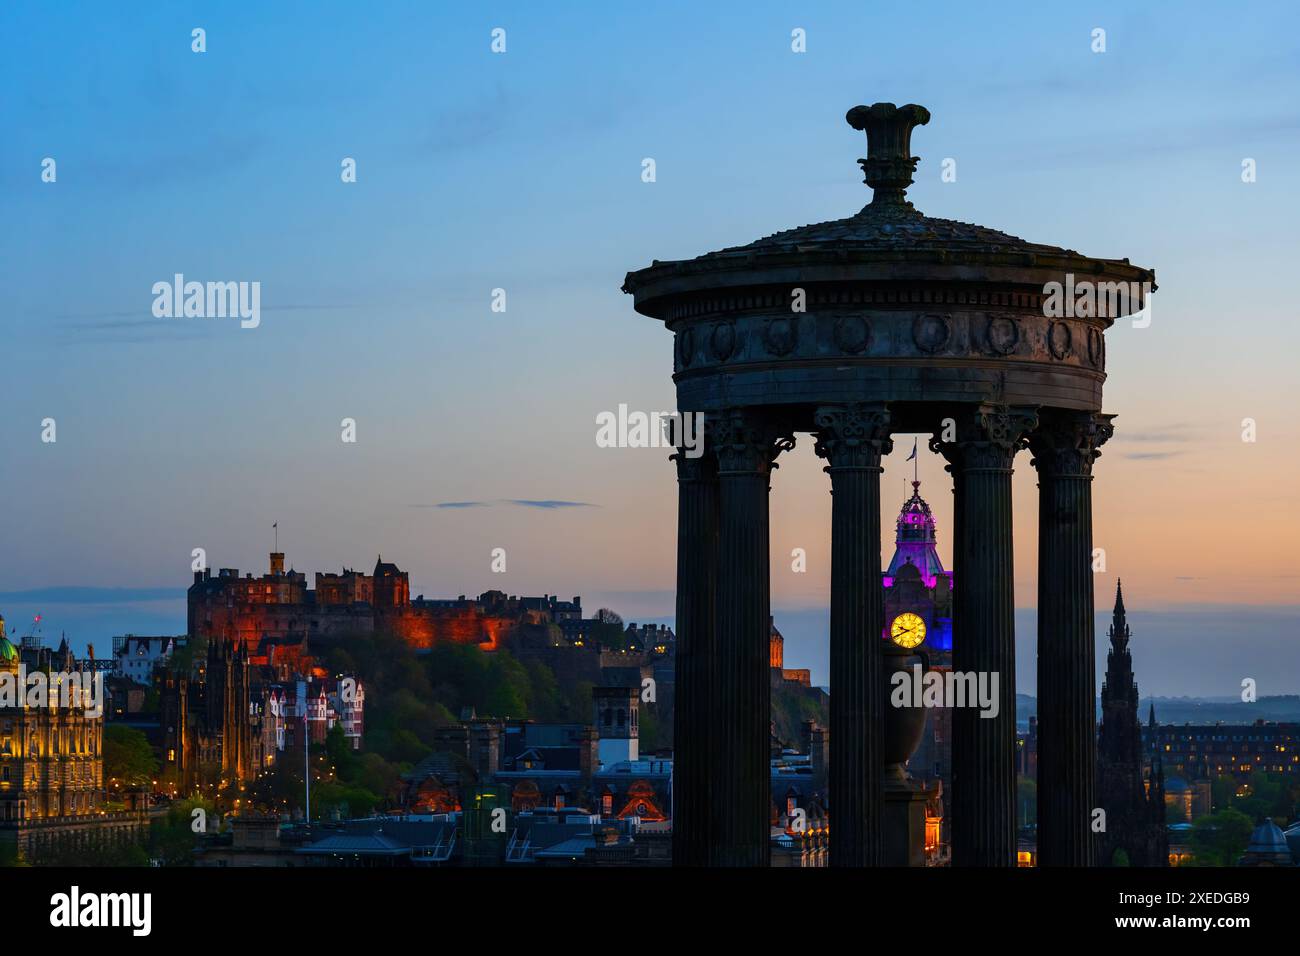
[{"xmin": 906, "ymin": 438, "xmax": 918, "ymax": 461}]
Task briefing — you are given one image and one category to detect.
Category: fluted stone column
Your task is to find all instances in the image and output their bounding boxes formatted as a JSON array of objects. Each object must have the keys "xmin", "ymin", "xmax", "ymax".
[
  {"xmin": 672, "ymin": 445, "xmax": 719, "ymax": 866},
  {"xmin": 814, "ymin": 403, "xmax": 892, "ymax": 867},
  {"xmin": 933, "ymin": 404, "xmax": 1037, "ymax": 867},
  {"xmin": 1030, "ymin": 411, "xmax": 1114, "ymax": 867},
  {"xmin": 710, "ymin": 409, "xmax": 793, "ymax": 867}
]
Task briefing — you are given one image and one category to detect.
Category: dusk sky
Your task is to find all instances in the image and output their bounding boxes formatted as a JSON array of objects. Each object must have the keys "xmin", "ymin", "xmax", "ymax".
[{"xmin": 2, "ymin": 1, "xmax": 1298, "ymax": 696}]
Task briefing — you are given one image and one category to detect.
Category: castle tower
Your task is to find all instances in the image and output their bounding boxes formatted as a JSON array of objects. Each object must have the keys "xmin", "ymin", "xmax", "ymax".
[
  {"xmin": 372, "ymin": 556, "xmax": 410, "ymax": 609},
  {"xmin": 769, "ymin": 616, "xmax": 783, "ymax": 669}
]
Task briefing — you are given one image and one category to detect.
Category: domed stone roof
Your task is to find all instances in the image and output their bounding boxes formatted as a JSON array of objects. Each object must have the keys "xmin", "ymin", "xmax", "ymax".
[
  {"xmin": 621, "ymin": 98, "xmax": 1158, "ymax": 422},
  {"xmin": 624, "ymin": 101, "xmax": 1152, "ymax": 309},
  {"xmin": 707, "ymin": 200, "xmax": 1076, "ymax": 260},
  {"xmin": 1241, "ymin": 818, "xmax": 1294, "ymax": 866}
]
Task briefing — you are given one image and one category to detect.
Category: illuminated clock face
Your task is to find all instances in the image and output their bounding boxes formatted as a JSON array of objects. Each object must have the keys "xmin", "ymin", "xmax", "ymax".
[{"xmin": 890, "ymin": 612, "xmax": 927, "ymax": 648}]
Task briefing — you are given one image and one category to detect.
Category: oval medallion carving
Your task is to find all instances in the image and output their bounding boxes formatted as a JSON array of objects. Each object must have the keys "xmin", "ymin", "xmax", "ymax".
[
  {"xmin": 1048, "ymin": 320, "xmax": 1073, "ymax": 360},
  {"xmin": 678, "ymin": 327, "xmax": 695, "ymax": 368},
  {"xmin": 983, "ymin": 313, "xmax": 1020, "ymax": 356},
  {"xmin": 763, "ymin": 316, "xmax": 797, "ymax": 356},
  {"xmin": 710, "ymin": 322, "xmax": 735, "ymax": 361},
  {"xmin": 833, "ymin": 314, "xmax": 872, "ymax": 354},
  {"xmin": 913, "ymin": 313, "xmax": 952, "ymax": 354},
  {"xmin": 1087, "ymin": 326, "xmax": 1104, "ymax": 369}
]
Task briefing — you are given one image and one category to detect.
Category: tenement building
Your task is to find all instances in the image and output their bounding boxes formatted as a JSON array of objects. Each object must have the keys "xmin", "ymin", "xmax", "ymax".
[
  {"xmin": 1146, "ymin": 721, "xmax": 1300, "ymax": 782},
  {"xmin": 624, "ymin": 99, "xmax": 1152, "ymax": 867}
]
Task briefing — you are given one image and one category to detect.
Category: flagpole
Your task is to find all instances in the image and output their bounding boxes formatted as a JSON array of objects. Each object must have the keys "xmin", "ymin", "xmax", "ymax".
[{"xmin": 305, "ymin": 702, "xmax": 310, "ymax": 824}]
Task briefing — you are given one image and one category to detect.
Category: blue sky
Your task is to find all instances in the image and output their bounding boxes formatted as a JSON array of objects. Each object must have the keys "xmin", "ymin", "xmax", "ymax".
[{"xmin": 2, "ymin": 1, "xmax": 1298, "ymax": 694}]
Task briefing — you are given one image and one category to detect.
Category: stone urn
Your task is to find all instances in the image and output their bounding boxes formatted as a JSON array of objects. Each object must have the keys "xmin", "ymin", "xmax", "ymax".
[{"xmin": 882, "ymin": 642, "xmax": 930, "ymax": 787}]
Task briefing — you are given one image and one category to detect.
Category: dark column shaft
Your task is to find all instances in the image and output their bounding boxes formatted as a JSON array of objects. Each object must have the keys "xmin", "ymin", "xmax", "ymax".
[
  {"xmin": 1032, "ymin": 413, "xmax": 1113, "ymax": 867},
  {"xmin": 672, "ymin": 451, "xmax": 718, "ymax": 866},
  {"xmin": 815, "ymin": 404, "xmax": 891, "ymax": 867},
  {"xmin": 713, "ymin": 468, "xmax": 771, "ymax": 866},
  {"xmin": 937, "ymin": 405, "xmax": 1036, "ymax": 867},
  {"xmin": 709, "ymin": 411, "xmax": 789, "ymax": 867},
  {"xmin": 952, "ymin": 463, "xmax": 1017, "ymax": 865}
]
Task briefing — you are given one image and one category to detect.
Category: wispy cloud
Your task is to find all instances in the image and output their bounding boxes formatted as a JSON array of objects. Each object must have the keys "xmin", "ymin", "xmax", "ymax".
[
  {"xmin": 1123, "ymin": 450, "xmax": 1186, "ymax": 461},
  {"xmin": 506, "ymin": 500, "xmax": 597, "ymax": 509},
  {"xmin": 1110, "ymin": 423, "xmax": 1199, "ymax": 444},
  {"xmin": 414, "ymin": 85, "xmax": 514, "ymax": 155},
  {"xmin": 1111, "ymin": 422, "xmax": 1199, "ymax": 462},
  {"xmin": 0, "ymin": 586, "xmax": 183, "ymax": 604},
  {"xmin": 413, "ymin": 499, "xmax": 598, "ymax": 510}
]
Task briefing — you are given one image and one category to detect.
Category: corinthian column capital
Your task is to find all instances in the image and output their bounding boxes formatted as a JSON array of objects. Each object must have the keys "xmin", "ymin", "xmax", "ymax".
[
  {"xmin": 813, "ymin": 403, "xmax": 893, "ymax": 470},
  {"xmin": 709, "ymin": 408, "xmax": 795, "ymax": 477},
  {"xmin": 673, "ymin": 442, "xmax": 717, "ymax": 483},
  {"xmin": 930, "ymin": 403, "xmax": 1039, "ymax": 472},
  {"xmin": 1028, "ymin": 412, "xmax": 1116, "ymax": 479}
]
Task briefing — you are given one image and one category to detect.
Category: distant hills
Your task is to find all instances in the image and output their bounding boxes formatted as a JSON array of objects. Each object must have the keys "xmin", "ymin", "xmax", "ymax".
[{"xmin": 1016, "ymin": 694, "xmax": 1300, "ymax": 729}]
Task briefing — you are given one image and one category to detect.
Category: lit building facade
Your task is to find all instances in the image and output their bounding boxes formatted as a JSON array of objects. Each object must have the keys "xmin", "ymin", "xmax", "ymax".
[
  {"xmin": 0, "ymin": 615, "xmax": 147, "ymax": 862},
  {"xmin": 1147, "ymin": 721, "xmax": 1300, "ymax": 781}
]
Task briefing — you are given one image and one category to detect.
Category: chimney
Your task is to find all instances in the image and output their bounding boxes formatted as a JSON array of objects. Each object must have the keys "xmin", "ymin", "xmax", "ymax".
[
  {"xmin": 468, "ymin": 722, "xmax": 501, "ymax": 779},
  {"xmin": 810, "ymin": 723, "xmax": 829, "ymax": 784},
  {"xmin": 578, "ymin": 725, "xmax": 599, "ymax": 779}
]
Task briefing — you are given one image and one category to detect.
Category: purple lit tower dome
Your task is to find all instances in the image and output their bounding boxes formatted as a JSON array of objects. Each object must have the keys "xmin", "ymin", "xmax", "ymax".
[{"xmin": 885, "ymin": 480, "xmax": 946, "ymax": 589}]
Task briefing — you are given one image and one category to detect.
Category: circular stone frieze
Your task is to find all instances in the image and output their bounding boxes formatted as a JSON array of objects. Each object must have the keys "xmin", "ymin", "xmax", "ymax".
[
  {"xmin": 710, "ymin": 322, "xmax": 736, "ymax": 361},
  {"xmin": 763, "ymin": 316, "xmax": 797, "ymax": 356},
  {"xmin": 1048, "ymin": 320, "xmax": 1073, "ymax": 360},
  {"xmin": 913, "ymin": 313, "xmax": 953, "ymax": 354},
  {"xmin": 833, "ymin": 314, "xmax": 872, "ymax": 354},
  {"xmin": 677, "ymin": 327, "xmax": 695, "ymax": 367},
  {"xmin": 983, "ymin": 313, "xmax": 1021, "ymax": 356},
  {"xmin": 1087, "ymin": 326, "xmax": 1104, "ymax": 369}
]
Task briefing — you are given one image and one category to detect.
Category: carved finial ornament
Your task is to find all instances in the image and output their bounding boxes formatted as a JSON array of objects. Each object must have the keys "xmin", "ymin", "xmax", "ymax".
[{"xmin": 845, "ymin": 102, "xmax": 931, "ymax": 209}]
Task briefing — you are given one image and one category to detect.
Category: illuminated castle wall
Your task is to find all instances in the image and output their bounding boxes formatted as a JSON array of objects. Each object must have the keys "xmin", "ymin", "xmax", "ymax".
[{"xmin": 188, "ymin": 554, "xmax": 580, "ymax": 652}]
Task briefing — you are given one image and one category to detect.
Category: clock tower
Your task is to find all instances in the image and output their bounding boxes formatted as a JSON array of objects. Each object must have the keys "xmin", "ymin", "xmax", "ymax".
[
  {"xmin": 882, "ymin": 478, "xmax": 954, "ymax": 827},
  {"xmin": 883, "ymin": 479, "xmax": 953, "ymax": 656}
]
